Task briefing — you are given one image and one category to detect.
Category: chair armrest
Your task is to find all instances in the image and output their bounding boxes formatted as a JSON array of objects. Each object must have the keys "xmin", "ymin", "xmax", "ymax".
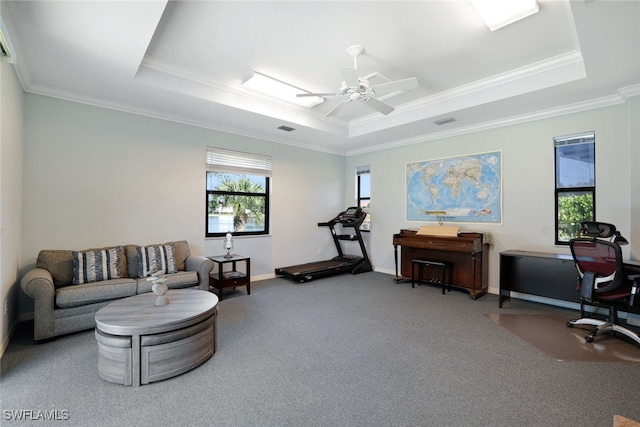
[
  {"xmin": 20, "ymin": 268, "xmax": 56, "ymax": 341},
  {"xmin": 185, "ymin": 255, "xmax": 214, "ymax": 291}
]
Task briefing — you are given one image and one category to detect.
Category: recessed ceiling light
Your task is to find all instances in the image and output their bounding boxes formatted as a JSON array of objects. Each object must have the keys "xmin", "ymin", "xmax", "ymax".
[
  {"xmin": 242, "ymin": 72, "xmax": 324, "ymax": 108},
  {"xmin": 471, "ymin": 0, "xmax": 539, "ymax": 31}
]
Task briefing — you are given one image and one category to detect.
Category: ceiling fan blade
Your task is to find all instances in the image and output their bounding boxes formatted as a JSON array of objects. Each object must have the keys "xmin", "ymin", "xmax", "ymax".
[
  {"xmin": 362, "ymin": 97, "xmax": 395, "ymax": 115},
  {"xmin": 339, "ymin": 66, "xmax": 360, "ymax": 88},
  {"xmin": 371, "ymin": 77, "xmax": 418, "ymax": 96},
  {"xmin": 296, "ymin": 92, "xmax": 338, "ymax": 97},
  {"xmin": 325, "ymin": 99, "xmax": 349, "ymax": 117}
]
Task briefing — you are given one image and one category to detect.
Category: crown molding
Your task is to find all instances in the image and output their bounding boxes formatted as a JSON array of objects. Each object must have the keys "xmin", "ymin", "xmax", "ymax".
[
  {"xmin": 346, "ymin": 90, "xmax": 636, "ymax": 156},
  {"xmin": 348, "ymin": 50, "xmax": 586, "ymax": 138},
  {"xmin": 22, "ymin": 77, "xmax": 637, "ymax": 159},
  {"xmin": 24, "ymin": 83, "xmax": 347, "ymax": 156},
  {"xmin": 619, "ymin": 84, "xmax": 640, "ymax": 98}
]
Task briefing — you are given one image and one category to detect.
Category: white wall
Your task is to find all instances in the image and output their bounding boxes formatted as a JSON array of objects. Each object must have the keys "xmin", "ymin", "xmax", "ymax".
[
  {"xmin": 20, "ymin": 94, "xmax": 344, "ymax": 314},
  {"xmin": 16, "ymin": 90, "xmax": 640, "ymax": 318},
  {"xmin": 628, "ymin": 96, "xmax": 640, "ymax": 260},
  {"xmin": 1, "ymin": 59, "xmax": 24, "ymax": 354},
  {"xmin": 345, "ymin": 99, "xmax": 638, "ymax": 294}
]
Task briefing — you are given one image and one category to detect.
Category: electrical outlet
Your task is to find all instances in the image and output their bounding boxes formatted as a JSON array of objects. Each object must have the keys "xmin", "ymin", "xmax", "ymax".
[{"xmin": 317, "ymin": 248, "xmax": 322, "ymax": 255}]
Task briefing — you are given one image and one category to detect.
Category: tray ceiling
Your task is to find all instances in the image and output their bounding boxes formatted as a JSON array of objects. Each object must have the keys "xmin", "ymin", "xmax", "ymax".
[{"xmin": 3, "ymin": 0, "xmax": 639, "ymax": 155}]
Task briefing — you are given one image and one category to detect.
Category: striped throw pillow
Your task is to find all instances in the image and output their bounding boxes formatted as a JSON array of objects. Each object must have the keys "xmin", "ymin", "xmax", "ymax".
[
  {"xmin": 137, "ymin": 244, "xmax": 177, "ymax": 277},
  {"xmin": 72, "ymin": 247, "xmax": 123, "ymax": 285}
]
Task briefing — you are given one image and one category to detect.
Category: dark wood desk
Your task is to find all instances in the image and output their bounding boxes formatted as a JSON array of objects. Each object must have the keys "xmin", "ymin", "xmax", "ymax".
[{"xmin": 499, "ymin": 249, "xmax": 640, "ymax": 308}]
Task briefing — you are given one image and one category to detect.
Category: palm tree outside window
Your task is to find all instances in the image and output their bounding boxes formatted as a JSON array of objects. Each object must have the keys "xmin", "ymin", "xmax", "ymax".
[{"xmin": 206, "ymin": 148, "xmax": 271, "ymax": 237}]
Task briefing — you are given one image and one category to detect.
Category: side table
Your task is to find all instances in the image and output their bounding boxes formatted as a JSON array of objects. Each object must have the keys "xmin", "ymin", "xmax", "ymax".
[{"xmin": 208, "ymin": 254, "xmax": 250, "ymax": 301}]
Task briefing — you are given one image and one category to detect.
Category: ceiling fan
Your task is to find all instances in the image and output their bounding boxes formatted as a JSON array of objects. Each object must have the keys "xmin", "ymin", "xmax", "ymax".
[{"xmin": 297, "ymin": 45, "xmax": 419, "ymax": 117}]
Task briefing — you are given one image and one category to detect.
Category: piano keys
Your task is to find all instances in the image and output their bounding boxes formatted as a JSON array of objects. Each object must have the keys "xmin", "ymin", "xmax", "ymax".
[{"xmin": 393, "ymin": 229, "xmax": 490, "ymax": 299}]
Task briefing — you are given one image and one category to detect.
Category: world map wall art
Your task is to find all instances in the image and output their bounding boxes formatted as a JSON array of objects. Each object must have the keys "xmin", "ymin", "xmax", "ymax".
[{"xmin": 406, "ymin": 151, "xmax": 502, "ymax": 224}]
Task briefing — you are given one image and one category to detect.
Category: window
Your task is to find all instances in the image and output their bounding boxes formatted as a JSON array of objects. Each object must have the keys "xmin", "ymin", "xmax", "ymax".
[
  {"xmin": 206, "ymin": 147, "xmax": 271, "ymax": 237},
  {"xmin": 357, "ymin": 166, "xmax": 371, "ymax": 231},
  {"xmin": 554, "ymin": 132, "xmax": 595, "ymax": 244}
]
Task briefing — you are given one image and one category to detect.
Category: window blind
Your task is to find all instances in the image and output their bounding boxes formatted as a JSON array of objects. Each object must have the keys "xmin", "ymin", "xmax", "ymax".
[
  {"xmin": 554, "ymin": 132, "xmax": 595, "ymax": 147},
  {"xmin": 356, "ymin": 165, "xmax": 370, "ymax": 175},
  {"xmin": 206, "ymin": 147, "xmax": 272, "ymax": 176}
]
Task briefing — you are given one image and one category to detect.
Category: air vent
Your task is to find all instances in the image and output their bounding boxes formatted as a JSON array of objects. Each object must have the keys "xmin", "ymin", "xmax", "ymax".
[
  {"xmin": 434, "ymin": 117, "xmax": 456, "ymax": 126},
  {"xmin": 277, "ymin": 125, "xmax": 295, "ymax": 132}
]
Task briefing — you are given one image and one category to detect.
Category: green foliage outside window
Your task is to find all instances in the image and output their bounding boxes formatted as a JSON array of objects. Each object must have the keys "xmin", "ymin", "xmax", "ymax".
[
  {"xmin": 554, "ymin": 132, "xmax": 595, "ymax": 244},
  {"xmin": 557, "ymin": 191, "xmax": 594, "ymax": 242},
  {"xmin": 207, "ymin": 173, "xmax": 267, "ymax": 234}
]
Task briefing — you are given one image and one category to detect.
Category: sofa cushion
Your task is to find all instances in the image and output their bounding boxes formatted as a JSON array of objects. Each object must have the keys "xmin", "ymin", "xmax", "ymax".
[
  {"xmin": 56, "ymin": 279, "xmax": 137, "ymax": 309},
  {"xmin": 72, "ymin": 246, "xmax": 123, "ymax": 285},
  {"xmin": 136, "ymin": 271, "xmax": 199, "ymax": 294},
  {"xmin": 125, "ymin": 241, "xmax": 191, "ymax": 278},
  {"xmin": 137, "ymin": 244, "xmax": 177, "ymax": 277},
  {"xmin": 38, "ymin": 247, "xmax": 130, "ymax": 288}
]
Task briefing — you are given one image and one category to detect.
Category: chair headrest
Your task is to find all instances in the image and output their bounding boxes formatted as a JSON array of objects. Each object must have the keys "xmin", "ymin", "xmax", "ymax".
[{"xmin": 579, "ymin": 222, "xmax": 617, "ymax": 239}]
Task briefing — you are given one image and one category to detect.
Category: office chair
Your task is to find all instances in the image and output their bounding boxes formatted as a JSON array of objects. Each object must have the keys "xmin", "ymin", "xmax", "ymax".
[{"xmin": 566, "ymin": 222, "xmax": 640, "ymax": 346}]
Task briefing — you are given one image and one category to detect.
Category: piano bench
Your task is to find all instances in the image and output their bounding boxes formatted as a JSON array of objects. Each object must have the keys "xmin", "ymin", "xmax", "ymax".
[{"xmin": 411, "ymin": 259, "xmax": 452, "ymax": 294}]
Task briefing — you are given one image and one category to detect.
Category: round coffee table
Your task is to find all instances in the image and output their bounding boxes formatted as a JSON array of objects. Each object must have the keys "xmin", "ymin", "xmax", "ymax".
[{"xmin": 95, "ymin": 289, "xmax": 218, "ymax": 386}]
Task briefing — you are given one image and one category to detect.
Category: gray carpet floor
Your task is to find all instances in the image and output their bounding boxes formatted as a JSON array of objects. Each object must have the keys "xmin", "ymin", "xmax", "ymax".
[{"xmin": 2, "ymin": 271, "xmax": 640, "ymax": 426}]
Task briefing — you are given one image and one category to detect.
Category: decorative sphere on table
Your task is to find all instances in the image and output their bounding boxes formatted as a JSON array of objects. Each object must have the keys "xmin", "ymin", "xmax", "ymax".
[
  {"xmin": 152, "ymin": 282, "xmax": 168, "ymax": 296},
  {"xmin": 148, "ymin": 272, "xmax": 170, "ymax": 305},
  {"xmin": 155, "ymin": 295, "xmax": 170, "ymax": 306},
  {"xmin": 152, "ymin": 283, "xmax": 169, "ymax": 306}
]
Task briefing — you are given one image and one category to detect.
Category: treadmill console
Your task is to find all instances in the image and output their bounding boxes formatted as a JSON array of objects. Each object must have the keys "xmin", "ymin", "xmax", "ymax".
[{"xmin": 337, "ymin": 207, "xmax": 363, "ymax": 224}]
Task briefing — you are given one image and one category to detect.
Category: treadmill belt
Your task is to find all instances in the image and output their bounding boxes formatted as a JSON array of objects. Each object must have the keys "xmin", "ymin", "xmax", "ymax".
[{"xmin": 279, "ymin": 259, "xmax": 354, "ymax": 276}]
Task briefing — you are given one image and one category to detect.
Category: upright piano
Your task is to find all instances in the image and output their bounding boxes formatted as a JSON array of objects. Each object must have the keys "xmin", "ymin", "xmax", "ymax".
[{"xmin": 393, "ymin": 229, "xmax": 490, "ymax": 299}]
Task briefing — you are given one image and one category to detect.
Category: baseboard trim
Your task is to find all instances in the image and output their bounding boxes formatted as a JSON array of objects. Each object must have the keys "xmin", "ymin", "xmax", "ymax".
[{"xmin": 1, "ymin": 315, "xmax": 21, "ymax": 358}]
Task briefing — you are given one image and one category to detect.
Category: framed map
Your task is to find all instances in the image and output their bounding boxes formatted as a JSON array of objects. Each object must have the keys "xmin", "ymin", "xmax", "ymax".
[{"xmin": 406, "ymin": 151, "xmax": 502, "ymax": 224}]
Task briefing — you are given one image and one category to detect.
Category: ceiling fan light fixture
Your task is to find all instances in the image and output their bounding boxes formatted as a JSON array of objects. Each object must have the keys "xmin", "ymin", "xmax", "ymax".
[
  {"xmin": 242, "ymin": 71, "xmax": 324, "ymax": 108},
  {"xmin": 301, "ymin": 44, "xmax": 419, "ymax": 117},
  {"xmin": 471, "ymin": 0, "xmax": 539, "ymax": 31}
]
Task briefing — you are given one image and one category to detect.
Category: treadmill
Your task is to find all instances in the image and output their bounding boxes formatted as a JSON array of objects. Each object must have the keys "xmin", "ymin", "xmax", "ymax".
[{"xmin": 275, "ymin": 207, "xmax": 373, "ymax": 283}]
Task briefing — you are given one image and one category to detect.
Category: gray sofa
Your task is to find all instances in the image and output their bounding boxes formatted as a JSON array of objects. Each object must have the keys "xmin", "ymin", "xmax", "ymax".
[{"xmin": 21, "ymin": 240, "xmax": 214, "ymax": 341}]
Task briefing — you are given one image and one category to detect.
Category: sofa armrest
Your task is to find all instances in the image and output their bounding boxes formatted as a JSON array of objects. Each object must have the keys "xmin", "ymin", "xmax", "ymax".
[
  {"xmin": 20, "ymin": 268, "xmax": 56, "ymax": 341},
  {"xmin": 185, "ymin": 255, "xmax": 214, "ymax": 291}
]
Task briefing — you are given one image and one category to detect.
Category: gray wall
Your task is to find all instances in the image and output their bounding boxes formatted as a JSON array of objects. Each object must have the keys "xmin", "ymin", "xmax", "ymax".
[
  {"xmin": 345, "ymin": 97, "xmax": 640, "ymax": 296},
  {"xmin": 4, "ymin": 60, "xmax": 639, "ymax": 356},
  {"xmin": 19, "ymin": 94, "xmax": 345, "ymax": 315},
  {"xmin": 1, "ymin": 59, "xmax": 24, "ymax": 354},
  {"xmin": 629, "ymin": 97, "xmax": 640, "ymax": 260}
]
